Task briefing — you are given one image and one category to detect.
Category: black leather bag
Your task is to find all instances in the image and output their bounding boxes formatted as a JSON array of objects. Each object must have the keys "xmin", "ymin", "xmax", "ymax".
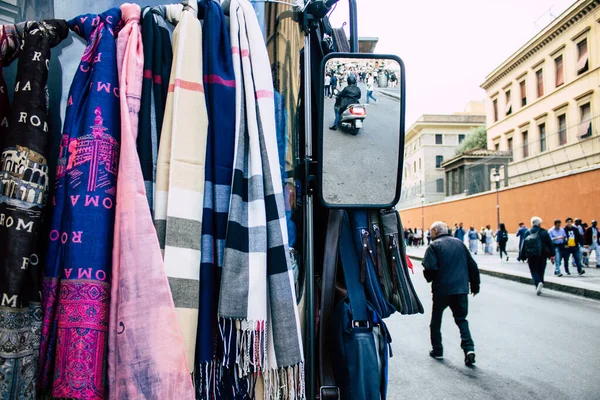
[{"xmin": 321, "ymin": 211, "xmax": 391, "ymax": 400}]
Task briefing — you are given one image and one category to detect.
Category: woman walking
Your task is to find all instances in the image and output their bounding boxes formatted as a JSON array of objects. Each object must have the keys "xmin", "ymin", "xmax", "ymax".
[
  {"xmin": 468, "ymin": 227, "xmax": 479, "ymax": 254},
  {"xmin": 485, "ymin": 224, "xmax": 494, "ymax": 255},
  {"xmin": 496, "ymin": 223, "xmax": 509, "ymax": 261}
]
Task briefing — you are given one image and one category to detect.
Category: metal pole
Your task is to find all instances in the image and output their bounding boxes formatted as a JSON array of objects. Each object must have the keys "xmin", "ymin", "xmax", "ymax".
[
  {"xmin": 496, "ymin": 183, "xmax": 500, "ymax": 229},
  {"xmin": 303, "ymin": 33, "xmax": 316, "ymax": 400},
  {"xmin": 348, "ymin": 0, "xmax": 358, "ymax": 52}
]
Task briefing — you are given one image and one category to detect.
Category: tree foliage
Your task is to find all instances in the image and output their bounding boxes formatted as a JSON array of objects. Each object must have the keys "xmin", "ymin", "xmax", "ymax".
[{"xmin": 456, "ymin": 126, "xmax": 487, "ymax": 155}]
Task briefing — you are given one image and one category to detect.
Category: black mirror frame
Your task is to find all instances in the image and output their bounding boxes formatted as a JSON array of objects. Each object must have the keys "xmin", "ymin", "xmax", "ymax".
[{"xmin": 317, "ymin": 52, "xmax": 406, "ymax": 209}]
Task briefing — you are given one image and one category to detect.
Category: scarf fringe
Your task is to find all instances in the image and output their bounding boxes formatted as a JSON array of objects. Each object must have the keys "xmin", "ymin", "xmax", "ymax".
[
  {"xmin": 219, "ymin": 318, "xmax": 267, "ymax": 376},
  {"xmin": 263, "ymin": 363, "xmax": 306, "ymax": 400}
]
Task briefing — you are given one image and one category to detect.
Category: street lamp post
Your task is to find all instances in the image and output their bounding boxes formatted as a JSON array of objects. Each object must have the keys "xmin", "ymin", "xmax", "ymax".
[
  {"xmin": 492, "ymin": 171, "xmax": 501, "ymax": 229},
  {"xmin": 420, "ymin": 194, "xmax": 425, "ymax": 233}
]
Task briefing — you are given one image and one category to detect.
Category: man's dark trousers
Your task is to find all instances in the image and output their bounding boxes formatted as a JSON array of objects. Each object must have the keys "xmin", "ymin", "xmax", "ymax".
[
  {"xmin": 430, "ymin": 294, "xmax": 474, "ymax": 355},
  {"xmin": 527, "ymin": 256, "xmax": 547, "ymax": 287}
]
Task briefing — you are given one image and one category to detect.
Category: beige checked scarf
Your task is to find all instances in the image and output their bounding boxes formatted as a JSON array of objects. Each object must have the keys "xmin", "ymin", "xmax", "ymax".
[{"xmin": 154, "ymin": 0, "xmax": 208, "ymax": 373}]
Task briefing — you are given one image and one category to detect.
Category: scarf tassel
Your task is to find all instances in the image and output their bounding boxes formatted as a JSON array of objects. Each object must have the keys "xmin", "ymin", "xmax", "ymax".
[{"xmin": 264, "ymin": 363, "xmax": 306, "ymax": 400}]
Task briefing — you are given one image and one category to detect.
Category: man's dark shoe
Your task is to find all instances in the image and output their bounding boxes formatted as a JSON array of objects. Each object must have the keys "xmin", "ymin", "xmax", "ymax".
[
  {"xmin": 465, "ymin": 351, "xmax": 476, "ymax": 366},
  {"xmin": 429, "ymin": 350, "xmax": 443, "ymax": 360},
  {"xmin": 579, "ymin": 270, "xmax": 586, "ymax": 276},
  {"xmin": 329, "ymin": 125, "xmax": 337, "ymax": 130}
]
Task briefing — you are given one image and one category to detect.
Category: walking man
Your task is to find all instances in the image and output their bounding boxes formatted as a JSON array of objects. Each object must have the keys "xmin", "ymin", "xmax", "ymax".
[
  {"xmin": 564, "ymin": 217, "xmax": 585, "ymax": 276},
  {"xmin": 423, "ymin": 221, "xmax": 480, "ymax": 366},
  {"xmin": 520, "ymin": 216, "xmax": 554, "ymax": 295},
  {"xmin": 454, "ymin": 222, "xmax": 466, "ymax": 244},
  {"xmin": 584, "ymin": 220, "xmax": 599, "ymax": 267},
  {"xmin": 516, "ymin": 222, "xmax": 527, "ymax": 261},
  {"xmin": 548, "ymin": 219, "xmax": 566, "ymax": 276},
  {"xmin": 366, "ymin": 73, "xmax": 378, "ymax": 104},
  {"xmin": 324, "ymin": 73, "xmax": 331, "ymax": 97}
]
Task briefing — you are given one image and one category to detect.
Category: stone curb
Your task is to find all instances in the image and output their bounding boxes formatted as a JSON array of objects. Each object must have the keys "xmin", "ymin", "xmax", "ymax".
[
  {"xmin": 377, "ymin": 90, "xmax": 400, "ymax": 101},
  {"xmin": 408, "ymin": 256, "xmax": 600, "ymax": 301}
]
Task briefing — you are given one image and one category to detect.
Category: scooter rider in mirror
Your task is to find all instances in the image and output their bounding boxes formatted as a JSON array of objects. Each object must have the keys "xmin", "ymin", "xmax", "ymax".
[{"xmin": 329, "ymin": 74, "xmax": 361, "ymax": 131}]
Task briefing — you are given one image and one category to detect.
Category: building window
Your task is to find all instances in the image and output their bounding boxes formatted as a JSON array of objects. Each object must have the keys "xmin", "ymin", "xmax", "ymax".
[
  {"xmin": 558, "ymin": 114, "xmax": 567, "ymax": 145},
  {"xmin": 505, "ymin": 90, "xmax": 512, "ymax": 116},
  {"xmin": 435, "ymin": 155, "xmax": 443, "ymax": 168},
  {"xmin": 436, "ymin": 178, "xmax": 444, "ymax": 193},
  {"xmin": 536, "ymin": 69, "xmax": 544, "ymax": 98},
  {"xmin": 579, "ymin": 102, "xmax": 592, "ymax": 139},
  {"xmin": 494, "ymin": 143, "xmax": 499, "ymax": 151},
  {"xmin": 493, "ymin": 98, "xmax": 498, "ymax": 122},
  {"xmin": 413, "ymin": 160, "xmax": 416, "ymax": 172},
  {"xmin": 522, "ymin": 131, "xmax": 529, "ymax": 158},
  {"xmin": 520, "ymin": 80, "xmax": 527, "ymax": 106},
  {"xmin": 508, "ymin": 137, "xmax": 513, "ymax": 152},
  {"xmin": 419, "ymin": 158, "xmax": 422, "ymax": 170},
  {"xmin": 539, "ymin": 123, "xmax": 546, "ymax": 152},
  {"xmin": 458, "ymin": 134, "xmax": 465, "ymax": 144},
  {"xmin": 555, "ymin": 55, "xmax": 564, "ymax": 87},
  {"xmin": 577, "ymin": 39, "xmax": 589, "ymax": 75},
  {"xmin": 435, "ymin": 134, "xmax": 443, "ymax": 145}
]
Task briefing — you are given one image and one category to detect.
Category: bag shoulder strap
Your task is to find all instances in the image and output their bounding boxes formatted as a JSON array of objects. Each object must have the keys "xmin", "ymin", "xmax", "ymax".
[
  {"xmin": 319, "ymin": 210, "xmax": 343, "ymax": 399},
  {"xmin": 319, "ymin": 211, "xmax": 370, "ymax": 400},
  {"xmin": 339, "ymin": 212, "xmax": 369, "ymax": 323}
]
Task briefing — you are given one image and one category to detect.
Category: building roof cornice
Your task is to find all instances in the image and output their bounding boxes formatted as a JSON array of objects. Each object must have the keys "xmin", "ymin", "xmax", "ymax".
[{"xmin": 481, "ymin": 0, "xmax": 599, "ymax": 91}]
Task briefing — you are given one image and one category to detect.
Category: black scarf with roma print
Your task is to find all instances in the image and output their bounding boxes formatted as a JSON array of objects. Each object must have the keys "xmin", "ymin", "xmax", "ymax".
[{"xmin": 0, "ymin": 20, "xmax": 68, "ymax": 400}]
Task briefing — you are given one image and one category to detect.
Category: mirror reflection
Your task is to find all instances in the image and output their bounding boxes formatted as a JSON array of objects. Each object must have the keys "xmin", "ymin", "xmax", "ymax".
[{"xmin": 321, "ymin": 57, "xmax": 402, "ymax": 206}]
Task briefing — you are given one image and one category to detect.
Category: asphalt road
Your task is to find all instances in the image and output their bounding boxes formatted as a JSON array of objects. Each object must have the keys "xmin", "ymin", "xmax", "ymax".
[
  {"xmin": 321, "ymin": 83, "xmax": 401, "ymax": 206},
  {"xmin": 385, "ymin": 260, "xmax": 600, "ymax": 400}
]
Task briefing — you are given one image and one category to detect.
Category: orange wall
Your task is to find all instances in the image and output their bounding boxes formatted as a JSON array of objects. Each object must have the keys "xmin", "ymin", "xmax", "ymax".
[{"xmin": 399, "ymin": 168, "xmax": 600, "ymax": 233}]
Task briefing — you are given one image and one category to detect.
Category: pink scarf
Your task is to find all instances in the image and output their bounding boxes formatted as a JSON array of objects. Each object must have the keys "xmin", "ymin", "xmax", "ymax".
[{"xmin": 109, "ymin": 4, "xmax": 194, "ymax": 399}]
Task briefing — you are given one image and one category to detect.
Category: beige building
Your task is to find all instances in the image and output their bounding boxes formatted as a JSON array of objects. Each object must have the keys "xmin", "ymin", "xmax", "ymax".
[
  {"xmin": 482, "ymin": 0, "xmax": 600, "ymax": 185},
  {"xmin": 0, "ymin": 0, "xmax": 18, "ymax": 24},
  {"xmin": 398, "ymin": 105, "xmax": 486, "ymax": 208}
]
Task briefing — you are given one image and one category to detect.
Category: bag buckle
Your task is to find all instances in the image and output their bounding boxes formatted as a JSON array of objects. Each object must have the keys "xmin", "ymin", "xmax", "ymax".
[
  {"xmin": 352, "ymin": 320, "xmax": 370, "ymax": 328},
  {"xmin": 320, "ymin": 386, "xmax": 340, "ymax": 399}
]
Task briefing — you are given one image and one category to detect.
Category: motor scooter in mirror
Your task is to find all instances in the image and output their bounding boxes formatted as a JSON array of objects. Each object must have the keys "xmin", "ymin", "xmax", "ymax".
[{"xmin": 339, "ymin": 104, "xmax": 367, "ymax": 135}]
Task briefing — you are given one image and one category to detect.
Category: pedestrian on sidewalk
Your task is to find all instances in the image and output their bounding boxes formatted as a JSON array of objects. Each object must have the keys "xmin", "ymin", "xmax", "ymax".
[
  {"xmin": 520, "ymin": 216, "xmax": 554, "ymax": 295},
  {"xmin": 468, "ymin": 227, "xmax": 479, "ymax": 254},
  {"xmin": 574, "ymin": 219, "xmax": 588, "ymax": 267},
  {"xmin": 422, "ymin": 221, "xmax": 480, "ymax": 366},
  {"xmin": 324, "ymin": 73, "xmax": 331, "ymax": 97},
  {"xmin": 496, "ymin": 223, "xmax": 509, "ymax": 261},
  {"xmin": 329, "ymin": 74, "xmax": 337, "ymax": 98},
  {"xmin": 479, "ymin": 227, "xmax": 486, "ymax": 253},
  {"xmin": 484, "ymin": 225, "xmax": 494, "ymax": 255},
  {"xmin": 454, "ymin": 222, "xmax": 466, "ymax": 244},
  {"xmin": 516, "ymin": 222, "xmax": 527, "ymax": 262},
  {"xmin": 584, "ymin": 220, "xmax": 599, "ymax": 267},
  {"xmin": 548, "ymin": 219, "xmax": 567, "ymax": 276},
  {"xmin": 366, "ymin": 73, "xmax": 378, "ymax": 104},
  {"xmin": 564, "ymin": 217, "xmax": 585, "ymax": 276}
]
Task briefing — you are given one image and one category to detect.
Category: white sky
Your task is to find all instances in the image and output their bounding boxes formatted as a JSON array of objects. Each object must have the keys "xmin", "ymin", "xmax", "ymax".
[{"xmin": 328, "ymin": 0, "xmax": 576, "ymax": 127}]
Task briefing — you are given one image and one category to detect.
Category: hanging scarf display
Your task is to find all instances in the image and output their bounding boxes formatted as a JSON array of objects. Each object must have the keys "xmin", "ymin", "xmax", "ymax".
[
  {"xmin": 107, "ymin": 4, "xmax": 195, "ymax": 399},
  {"xmin": 38, "ymin": 9, "xmax": 122, "ymax": 400},
  {"xmin": 193, "ymin": 0, "xmax": 236, "ymax": 396},
  {"xmin": 0, "ymin": 24, "xmax": 19, "ymax": 138},
  {"xmin": 219, "ymin": 0, "xmax": 305, "ymax": 398},
  {"xmin": 0, "ymin": 20, "xmax": 68, "ymax": 400},
  {"xmin": 153, "ymin": 0, "xmax": 209, "ymax": 373},
  {"xmin": 138, "ymin": 6, "xmax": 172, "ymax": 214}
]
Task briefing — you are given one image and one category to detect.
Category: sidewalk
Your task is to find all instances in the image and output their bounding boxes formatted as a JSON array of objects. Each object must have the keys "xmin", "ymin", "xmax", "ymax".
[
  {"xmin": 406, "ymin": 245, "xmax": 600, "ymax": 300},
  {"xmin": 376, "ymin": 87, "xmax": 400, "ymax": 101}
]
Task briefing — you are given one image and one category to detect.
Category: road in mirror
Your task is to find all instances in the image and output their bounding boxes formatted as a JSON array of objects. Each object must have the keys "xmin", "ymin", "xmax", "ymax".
[{"xmin": 322, "ymin": 57, "xmax": 401, "ymax": 206}]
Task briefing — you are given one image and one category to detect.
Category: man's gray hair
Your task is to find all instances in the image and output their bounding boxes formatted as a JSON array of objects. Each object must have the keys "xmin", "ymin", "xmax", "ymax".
[
  {"xmin": 531, "ymin": 216, "xmax": 542, "ymax": 226},
  {"xmin": 430, "ymin": 221, "xmax": 448, "ymax": 234}
]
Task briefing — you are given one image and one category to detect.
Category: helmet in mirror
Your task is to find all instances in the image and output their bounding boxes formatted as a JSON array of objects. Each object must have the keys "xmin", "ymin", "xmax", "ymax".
[{"xmin": 347, "ymin": 74, "xmax": 357, "ymax": 85}]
